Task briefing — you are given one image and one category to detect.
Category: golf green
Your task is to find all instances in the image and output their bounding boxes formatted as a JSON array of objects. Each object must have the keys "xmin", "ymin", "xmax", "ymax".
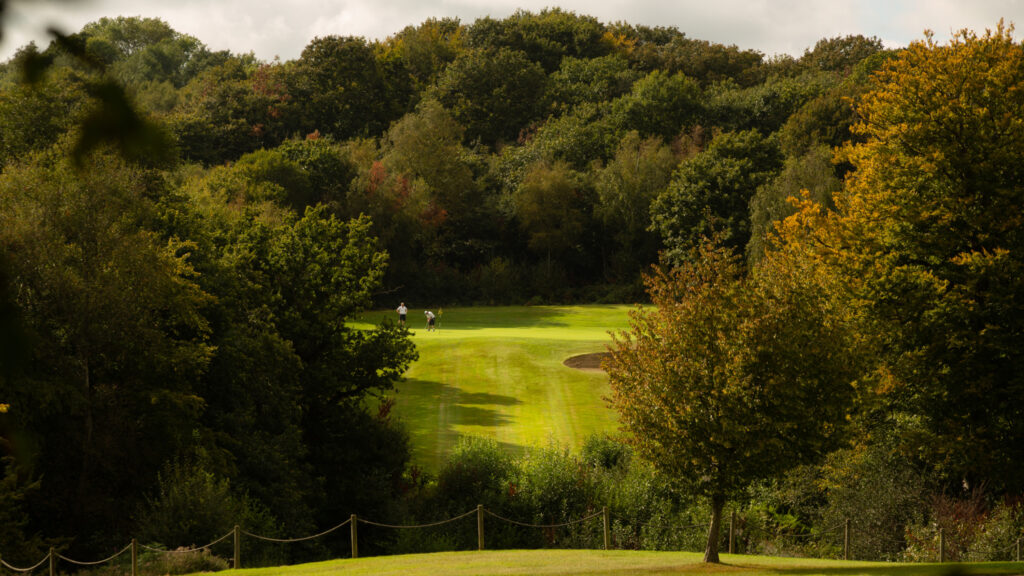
[{"xmin": 355, "ymin": 305, "xmax": 636, "ymax": 471}]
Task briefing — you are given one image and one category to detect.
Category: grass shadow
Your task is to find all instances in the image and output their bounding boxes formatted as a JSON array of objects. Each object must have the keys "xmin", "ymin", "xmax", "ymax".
[{"xmin": 395, "ymin": 378, "xmax": 528, "ymax": 470}]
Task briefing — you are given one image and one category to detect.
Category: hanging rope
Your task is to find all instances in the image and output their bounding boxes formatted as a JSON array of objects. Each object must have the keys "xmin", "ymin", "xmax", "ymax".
[
  {"xmin": 138, "ymin": 529, "xmax": 235, "ymax": 554},
  {"xmin": 998, "ymin": 540, "xmax": 1019, "ymax": 557},
  {"xmin": 616, "ymin": 517, "xmax": 706, "ymax": 532},
  {"xmin": 0, "ymin": 554, "xmax": 50, "ymax": 573},
  {"xmin": 243, "ymin": 518, "xmax": 351, "ymax": 543},
  {"xmin": 848, "ymin": 524, "xmax": 909, "ymax": 546},
  {"xmin": 56, "ymin": 543, "xmax": 132, "ymax": 566},
  {"xmin": 771, "ymin": 523, "xmax": 845, "ymax": 541},
  {"xmin": 360, "ymin": 508, "xmax": 478, "ymax": 529},
  {"xmin": 484, "ymin": 508, "xmax": 604, "ymax": 529}
]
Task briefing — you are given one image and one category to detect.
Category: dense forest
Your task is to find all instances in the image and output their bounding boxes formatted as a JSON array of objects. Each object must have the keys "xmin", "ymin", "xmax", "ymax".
[
  {"xmin": 2, "ymin": 9, "xmax": 1023, "ymax": 569},
  {"xmin": 0, "ymin": 11, "xmax": 882, "ymax": 304}
]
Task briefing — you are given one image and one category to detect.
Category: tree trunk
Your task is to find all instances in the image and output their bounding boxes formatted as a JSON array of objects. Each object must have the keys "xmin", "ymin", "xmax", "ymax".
[
  {"xmin": 79, "ymin": 355, "xmax": 93, "ymax": 497},
  {"xmin": 703, "ymin": 493, "xmax": 726, "ymax": 563}
]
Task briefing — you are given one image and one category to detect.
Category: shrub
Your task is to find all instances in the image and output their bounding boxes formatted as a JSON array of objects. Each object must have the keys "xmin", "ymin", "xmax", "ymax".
[
  {"xmin": 967, "ymin": 500, "xmax": 1024, "ymax": 562},
  {"xmin": 581, "ymin": 433, "xmax": 631, "ymax": 471},
  {"xmin": 903, "ymin": 490, "xmax": 987, "ymax": 563},
  {"xmin": 582, "ymin": 435, "xmax": 700, "ymax": 551},
  {"xmin": 136, "ymin": 455, "xmax": 282, "ymax": 565},
  {"xmin": 71, "ymin": 547, "xmax": 230, "ymax": 576},
  {"xmin": 137, "ymin": 547, "xmax": 230, "ymax": 575},
  {"xmin": 410, "ymin": 436, "xmax": 521, "ymax": 551},
  {"xmin": 816, "ymin": 441, "xmax": 932, "ymax": 560},
  {"xmin": 515, "ymin": 443, "xmax": 601, "ymax": 548},
  {"xmin": 434, "ymin": 436, "xmax": 519, "ymax": 514}
]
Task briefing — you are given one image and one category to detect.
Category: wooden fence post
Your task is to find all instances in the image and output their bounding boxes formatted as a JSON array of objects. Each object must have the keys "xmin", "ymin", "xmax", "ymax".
[
  {"xmin": 351, "ymin": 514, "xmax": 358, "ymax": 559},
  {"xmin": 844, "ymin": 518, "xmax": 850, "ymax": 561},
  {"xmin": 49, "ymin": 547, "xmax": 55, "ymax": 576},
  {"xmin": 938, "ymin": 528, "xmax": 944, "ymax": 563},
  {"xmin": 233, "ymin": 525, "xmax": 240, "ymax": 569},
  {"xmin": 131, "ymin": 538, "xmax": 138, "ymax": 576},
  {"xmin": 603, "ymin": 507, "xmax": 610, "ymax": 550},
  {"xmin": 728, "ymin": 510, "xmax": 735, "ymax": 554},
  {"xmin": 1017, "ymin": 537, "xmax": 1020, "ymax": 562},
  {"xmin": 477, "ymin": 505, "xmax": 485, "ymax": 551}
]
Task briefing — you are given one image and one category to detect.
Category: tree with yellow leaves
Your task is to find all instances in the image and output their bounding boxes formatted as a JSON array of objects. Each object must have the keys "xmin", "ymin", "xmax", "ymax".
[{"xmin": 772, "ymin": 22, "xmax": 1024, "ymax": 494}]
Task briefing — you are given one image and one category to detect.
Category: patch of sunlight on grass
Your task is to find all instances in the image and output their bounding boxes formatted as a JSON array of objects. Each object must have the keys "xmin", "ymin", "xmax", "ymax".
[{"xmin": 354, "ymin": 305, "xmax": 635, "ymax": 471}]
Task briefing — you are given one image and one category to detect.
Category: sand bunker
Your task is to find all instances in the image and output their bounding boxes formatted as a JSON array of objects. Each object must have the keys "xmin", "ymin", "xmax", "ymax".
[{"xmin": 563, "ymin": 352, "xmax": 610, "ymax": 372}]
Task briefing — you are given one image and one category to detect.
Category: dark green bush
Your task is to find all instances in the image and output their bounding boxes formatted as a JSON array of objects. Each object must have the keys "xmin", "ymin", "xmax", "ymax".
[{"xmin": 136, "ymin": 455, "xmax": 283, "ymax": 565}]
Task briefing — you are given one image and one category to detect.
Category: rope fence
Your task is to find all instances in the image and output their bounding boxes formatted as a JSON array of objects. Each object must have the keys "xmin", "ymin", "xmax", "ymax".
[
  {"xmin": 359, "ymin": 508, "xmax": 477, "ymax": 529},
  {"xmin": 625, "ymin": 519, "xmax": 706, "ymax": 531},
  {"xmin": 0, "ymin": 554, "xmax": 49, "ymax": 573},
  {"xmin": 138, "ymin": 529, "xmax": 235, "ymax": 553},
  {"xmin": 1, "ymin": 508, "xmax": 1021, "ymax": 575},
  {"xmin": 242, "ymin": 518, "xmax": 351, "ymax": 543},
  {"xmin": 483, "ymin": 508, "xmax": 604, "ymax": 529},
  {"xmin": 56, "ymin": 543, "xmax": 132, "ymax": 566}
]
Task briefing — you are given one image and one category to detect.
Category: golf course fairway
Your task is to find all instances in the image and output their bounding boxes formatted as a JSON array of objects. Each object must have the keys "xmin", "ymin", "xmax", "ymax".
[{"xmin": 354, "ymin": 305, "xmax": 635, "ymax": 471}]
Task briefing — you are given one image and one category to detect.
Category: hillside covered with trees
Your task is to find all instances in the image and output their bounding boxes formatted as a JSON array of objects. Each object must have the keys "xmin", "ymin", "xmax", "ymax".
[
  {"xmin": 2, "ymin": 9, "xmax": 1023, "ymax": 569},
  {"xmin": 0, "ymin": 11, "xmax": 883, "ymax": 303}
]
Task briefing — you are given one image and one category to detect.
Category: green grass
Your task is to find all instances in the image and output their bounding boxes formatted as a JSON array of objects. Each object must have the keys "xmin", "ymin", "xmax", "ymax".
[
  {"xmin": 353, "ymin": 305, "xmax": 635, "ymax": 471},
  {"xmin": 201, "ymin": 549, "xmax": 1024, "ymax": 576}
]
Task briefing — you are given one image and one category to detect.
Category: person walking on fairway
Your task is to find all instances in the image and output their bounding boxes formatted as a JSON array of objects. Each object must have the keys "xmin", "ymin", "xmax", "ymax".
[
  {"xmin": 424, "ymin": 310, "xmax": 436, "ymax": 331},
  {"xmin": 396, "ymin": 302, "xmax": 408, "ymax": 326}
]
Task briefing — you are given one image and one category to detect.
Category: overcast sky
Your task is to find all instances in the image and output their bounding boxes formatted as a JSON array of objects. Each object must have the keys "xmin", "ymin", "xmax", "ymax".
[{"xmin": 2, "ymin": 0, "xmax": 1023, "ymax": 63}]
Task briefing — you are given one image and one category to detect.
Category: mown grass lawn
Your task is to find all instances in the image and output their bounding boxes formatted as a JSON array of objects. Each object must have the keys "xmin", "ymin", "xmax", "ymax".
[
  {"xmin": 200, "ymin": 549, "xmax": 1024, "ymax": 576},
  {"xmin": 353, "ymin": 305, "xmax": 635, "ymax": 471}
]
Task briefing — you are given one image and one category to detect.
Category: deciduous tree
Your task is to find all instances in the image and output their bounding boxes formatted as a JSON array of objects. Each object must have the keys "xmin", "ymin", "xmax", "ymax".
[
  {"xmin": 0, "ymin": 152, "xmax": 213, "ymax": 551},
  {"xmin": 433, "ymin": 46, "xmax": 547, "ymax": 146},
  {"xmin": 513, "ymin": 160, "xmax": 591, "ymax": 275},
  {"xmin": 820, "ymin": 23, "xmax": 1024, "ymax": 492},
  {"xmin": 609, "ymin": 69, "xmax": 701, "ymax": 140},
  {"xmin": 287, "ymin": 35, "xmax": 395, "ymax": 140},
  {"xmin": 593, "ymin": 131, "xmax": 677, "ymax": 280},
  {"xmin": 651, "ymin": 129, "xmax": 782, "ymax": 261},
  {"xmin": 606, "ymin": 240, "xmax": 858, "ymax": 562}
]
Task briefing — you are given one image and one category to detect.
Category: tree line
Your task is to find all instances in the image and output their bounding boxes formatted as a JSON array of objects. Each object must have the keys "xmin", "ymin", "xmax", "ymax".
[{"xmin": 0, "ymin": 11, "xmax": 882, "ymax": 305}]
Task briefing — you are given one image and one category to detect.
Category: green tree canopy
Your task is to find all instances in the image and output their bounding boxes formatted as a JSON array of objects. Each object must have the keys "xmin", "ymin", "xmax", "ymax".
[
  {"xmin": 514, "ymin": 160, "xmax": 591, "ymax": 269},
  {"xmin": 651, "ymin": 129, "xmax": 782, "ymax": 261},
  {"xmin": 593, "ymin": 131, "xmax": 677, "ymax": 280},
  {"xmin": 746, "ymin": 143, "xmax": 840, "ymax": 263},
  {"xmin": 610, "ymin": 69, "xmax": 701, "ymax": 140},
  {"xmin": 465, "ymin": 8, "xmax": 609, "ymax": 72},
  {"xmin": 800, "ymin": 34, "xmax": 885, "ymax": 73},
  {"xmin": 287, "ymin": 35, "xmax": 399, "ymax": 140},
  {"xmin": 433, "ymin": 46, "xmax": 548, "ymax": 146},
  {"xmin": 0, "ymin": 151, "xmax": 213, "ymax": 551},
  {"xmin": 547, "ymin": 53, "xmax": 639, "ymax": 112},
  {"xmin": 384, "ymin": 18, "xmax": 464, "ymax": 91}
]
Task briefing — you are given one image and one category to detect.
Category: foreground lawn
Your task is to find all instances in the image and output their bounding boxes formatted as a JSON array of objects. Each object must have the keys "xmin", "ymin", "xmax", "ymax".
[
  {"xmin": 353, "ymin": 305, "xmax": 634, "ymax": 471},
  {"xmin": 203, "ymin": 549, "xmax": 1024, "ymax": 576}
]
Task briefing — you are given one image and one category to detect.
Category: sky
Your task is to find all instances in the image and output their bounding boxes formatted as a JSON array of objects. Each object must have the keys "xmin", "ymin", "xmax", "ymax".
[{"xmin": 1, "ymin": 0, "xmax": 1023, "ymax": 63}]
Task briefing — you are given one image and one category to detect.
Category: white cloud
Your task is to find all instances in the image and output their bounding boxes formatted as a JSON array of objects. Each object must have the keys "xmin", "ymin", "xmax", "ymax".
[{"xmin": 2, "ymin": 0, "xmax": 1024, "ymax": 62}]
